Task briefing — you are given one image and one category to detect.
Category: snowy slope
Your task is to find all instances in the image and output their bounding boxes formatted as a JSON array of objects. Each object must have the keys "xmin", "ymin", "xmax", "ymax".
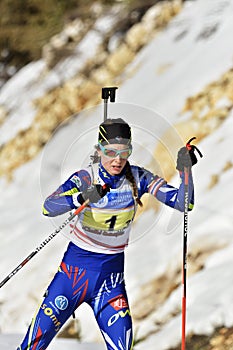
[{"xmin": 1, "ymin": 0, "xmax": 233, "ymax": 349}]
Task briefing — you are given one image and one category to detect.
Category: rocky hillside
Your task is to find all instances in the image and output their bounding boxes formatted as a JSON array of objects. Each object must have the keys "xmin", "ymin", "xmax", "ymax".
[
  {"xmin": 0, "ymin": 0, "xmax": 165, "ymax": 87},
  {"xmin": 0, "ymin": 0, "xmax": 183, "ymax": 180}
]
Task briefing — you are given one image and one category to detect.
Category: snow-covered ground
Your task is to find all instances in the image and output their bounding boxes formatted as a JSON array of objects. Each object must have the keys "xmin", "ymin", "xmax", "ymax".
[{"xmin": 0, "ymin": 0, "xmax": 233, "ymax": 349}]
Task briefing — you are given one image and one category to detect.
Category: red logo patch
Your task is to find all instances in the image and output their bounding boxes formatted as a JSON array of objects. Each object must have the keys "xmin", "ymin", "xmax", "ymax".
[{"xmin": 108, "ymin": 294, "xmax": 128, "ymax": 311}]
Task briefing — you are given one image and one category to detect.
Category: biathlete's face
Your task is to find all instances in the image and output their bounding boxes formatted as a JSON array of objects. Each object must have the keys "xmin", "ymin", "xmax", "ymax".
[{"xmin": 98, "ymin": 143, "xmax": 132, "ymax": 176}]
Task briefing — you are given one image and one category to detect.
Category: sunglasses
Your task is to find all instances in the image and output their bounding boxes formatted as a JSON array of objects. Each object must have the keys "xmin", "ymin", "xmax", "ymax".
[{"xmin": 98, "ymin": 143, "xmax": 132, "ymax": 159}]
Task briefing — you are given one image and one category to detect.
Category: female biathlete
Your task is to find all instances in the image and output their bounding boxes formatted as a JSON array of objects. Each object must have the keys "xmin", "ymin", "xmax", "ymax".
[{"xmin": 18, "ymin": 118, "xmax": 198, "ymax": 350}]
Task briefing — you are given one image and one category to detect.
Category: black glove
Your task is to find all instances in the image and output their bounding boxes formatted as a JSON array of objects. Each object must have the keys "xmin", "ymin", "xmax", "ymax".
[
  {"xmin": 79, "ymin": 184, "xmax": 110, "ymax": 204},
  {"xmin": 176, "ymin": 146, "xmax": 197, "ymax": 171},
  {"xmin": 176, "ymin": 137, "xmax": 203, "ymax": 171}
]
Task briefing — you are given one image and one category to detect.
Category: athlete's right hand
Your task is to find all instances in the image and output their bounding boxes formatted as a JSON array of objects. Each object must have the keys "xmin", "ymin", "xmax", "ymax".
[{"xmin": 79, "ymin": 184, "xmax": 110, "ymax": 204}]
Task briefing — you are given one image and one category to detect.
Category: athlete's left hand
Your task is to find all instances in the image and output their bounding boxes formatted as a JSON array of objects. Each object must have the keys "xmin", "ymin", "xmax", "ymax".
[
  {"xmin": 79, "ymin": 184, "xmax": 110, "ymax": 204},
  {"xmin": 176, "ymin": 137, "xmax": 203, "ymax": 171},
  {"xmin": 176, "ymin": 146, "xmax": 197, "ymax": 171}
]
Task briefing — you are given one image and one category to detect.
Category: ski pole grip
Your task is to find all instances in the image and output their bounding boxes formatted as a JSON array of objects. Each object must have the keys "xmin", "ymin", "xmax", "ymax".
[
  {"xmin": 73, "ymin": 199, "xmax": 89, "ymax": 216},
  {"xmin": 73, "ymin": 184, "xmax": 109, "ymax": 216}
]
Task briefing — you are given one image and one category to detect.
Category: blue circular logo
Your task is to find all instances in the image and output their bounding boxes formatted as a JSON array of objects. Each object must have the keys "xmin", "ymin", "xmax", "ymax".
[{"xmin": 55, "ymin": 295, "xmax": 69, "ymax": 310}]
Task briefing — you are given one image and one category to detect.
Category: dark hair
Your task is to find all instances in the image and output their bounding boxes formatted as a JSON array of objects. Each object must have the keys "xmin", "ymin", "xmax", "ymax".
[
  {"xmin": 125, "ymin": 161, "xmax": 143, "ymax": 207},
  {"xmin": 90, "ymin": 149, "xmax": 100, "ymax": 164}
]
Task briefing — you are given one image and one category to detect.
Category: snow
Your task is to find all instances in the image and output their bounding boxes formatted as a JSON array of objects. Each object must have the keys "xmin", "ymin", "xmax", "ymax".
[
  {"xmin": 120, "ymin": 0, "xmax": 233, "ymax": 117},
  {"xmin": 0, "ymin": 0, "xmax": 233, "ymax": 349},
  {"xmin": 0, "ymin": 9, "xmax": 118, "ymax": 146}
]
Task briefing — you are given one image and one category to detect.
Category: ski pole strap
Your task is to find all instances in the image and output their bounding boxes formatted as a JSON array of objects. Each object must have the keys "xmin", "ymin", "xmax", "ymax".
[{"xmin": 186, "ymin": 137, "xmax": 203, "ymax": 158}]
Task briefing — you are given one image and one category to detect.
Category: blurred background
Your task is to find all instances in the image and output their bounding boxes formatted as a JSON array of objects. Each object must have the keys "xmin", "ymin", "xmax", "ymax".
[{"xmin": 1, "ymin": 0, "xmax": 233, "ymax": 349}]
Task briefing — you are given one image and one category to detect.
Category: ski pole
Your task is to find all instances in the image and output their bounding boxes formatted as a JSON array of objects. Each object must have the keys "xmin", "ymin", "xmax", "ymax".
[
  {"xmin": 0, "ymin": 199, "xmax": 89, "ymax": 289},
  {"xmin": 101, "ymin": 87, "xmax": 118, "ymax": 121},
  {"xmin": 181, "ymin": 137, "xmax": 203, "ymax": 350},
  {"xmin": 181, "ymin": 164, "xmax": 189, "ymax": 350}
]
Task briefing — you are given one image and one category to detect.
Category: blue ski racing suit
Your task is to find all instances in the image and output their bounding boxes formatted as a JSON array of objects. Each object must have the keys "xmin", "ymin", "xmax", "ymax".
[{"xmin": 17, "ymin": 162, "xmax": 194, "ymax": 350}]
